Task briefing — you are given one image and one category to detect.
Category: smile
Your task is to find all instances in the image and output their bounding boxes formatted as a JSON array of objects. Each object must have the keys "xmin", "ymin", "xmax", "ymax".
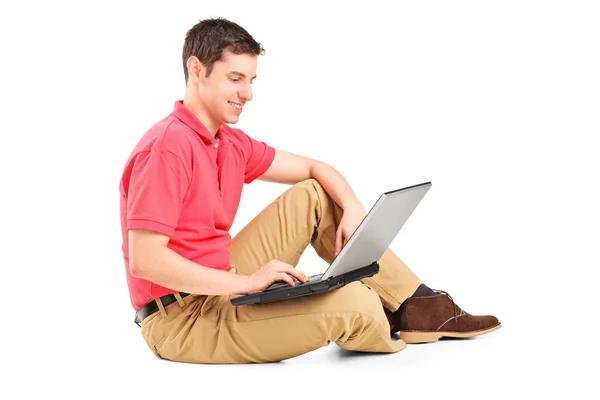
[{"xmin": 228, "ymin": 101, "xmax": 243, "ymax": 109}]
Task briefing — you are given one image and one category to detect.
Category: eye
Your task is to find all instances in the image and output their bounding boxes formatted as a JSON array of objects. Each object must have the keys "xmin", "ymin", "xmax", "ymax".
[{"xmin": 229, "ymin": 77, "xmax": 240, "ymax": 83}]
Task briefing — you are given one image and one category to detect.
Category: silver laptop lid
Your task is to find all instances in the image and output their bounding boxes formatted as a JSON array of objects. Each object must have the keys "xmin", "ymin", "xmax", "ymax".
[{"xmin": 321, "ymin": 182, "xmax": 431, "ymax": 280}]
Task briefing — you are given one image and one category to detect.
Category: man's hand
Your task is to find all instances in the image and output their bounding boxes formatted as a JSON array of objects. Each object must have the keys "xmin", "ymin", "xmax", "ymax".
[
  {"xmin": 243, "ymin": 260, "xmax": 309, "ymax": 294},
  {"xmin": 335, "ymin": 202, "xmax": 367, "ymax": 257}
]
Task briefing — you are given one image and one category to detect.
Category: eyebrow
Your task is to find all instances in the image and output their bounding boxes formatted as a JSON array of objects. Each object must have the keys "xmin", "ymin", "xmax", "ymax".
[{"xmin": 230, "ymin": 71, "xmax": 257, "ymax": 80}]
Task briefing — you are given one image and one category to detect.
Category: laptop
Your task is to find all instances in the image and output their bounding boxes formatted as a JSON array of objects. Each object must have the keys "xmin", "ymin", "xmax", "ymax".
[{"xmin": 230, "ymin": 182, "xmax": 432, "ymax": 306}]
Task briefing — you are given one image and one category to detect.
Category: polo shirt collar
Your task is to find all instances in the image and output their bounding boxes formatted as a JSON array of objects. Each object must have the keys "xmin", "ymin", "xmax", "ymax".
[{"xmin": 171, "ymin": 100, "xmax": 227, "ymax": 145}]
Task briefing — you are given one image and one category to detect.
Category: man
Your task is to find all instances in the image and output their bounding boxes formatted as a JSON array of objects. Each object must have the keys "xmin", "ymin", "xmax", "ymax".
[{"xmin": 119, "ymin": 17, "xmax": 501, "ymax": 364}]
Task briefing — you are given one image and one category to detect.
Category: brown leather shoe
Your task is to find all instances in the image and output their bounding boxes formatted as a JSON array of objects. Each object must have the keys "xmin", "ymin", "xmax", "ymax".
[{"xmin": 386, "ymin": 290, "xmax": 501, "ymax": 343}]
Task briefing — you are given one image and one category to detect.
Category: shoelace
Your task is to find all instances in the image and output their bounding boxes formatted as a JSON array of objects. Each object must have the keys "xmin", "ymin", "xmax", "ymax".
[{"xmin": 432, "ymin": 289, "xmax": 459, "ymax": 329}]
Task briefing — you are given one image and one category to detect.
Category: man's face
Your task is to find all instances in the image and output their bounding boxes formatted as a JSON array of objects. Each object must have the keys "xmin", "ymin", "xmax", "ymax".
[{"xmin": 195, "ymin": 50, "xmax": 257, "ymax": 127}]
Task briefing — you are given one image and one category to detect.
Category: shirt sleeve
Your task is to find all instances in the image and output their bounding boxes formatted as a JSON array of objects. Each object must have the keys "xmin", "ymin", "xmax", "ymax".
[
  {"xmin": 240, "ymin": 132, "xmax": 276, "ymax": 184},
  {"xmin": 124, "ymin": 149, "xmax": 190, "ymax": 237}
]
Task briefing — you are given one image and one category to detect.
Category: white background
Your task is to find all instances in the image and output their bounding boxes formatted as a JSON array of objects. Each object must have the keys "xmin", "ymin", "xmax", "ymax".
[{"xmin": 1, "ymin": 0, "xmax": 599, "ymax": 398}]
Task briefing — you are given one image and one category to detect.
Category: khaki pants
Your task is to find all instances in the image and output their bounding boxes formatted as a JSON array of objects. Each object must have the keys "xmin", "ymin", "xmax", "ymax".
[{"xmin": 140, "ymin": 179, "xmax": 421, "ymax": 363}]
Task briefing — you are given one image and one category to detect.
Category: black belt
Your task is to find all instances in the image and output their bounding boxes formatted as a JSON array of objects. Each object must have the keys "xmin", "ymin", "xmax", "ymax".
[{"xmin": 134, "ymin": 292, "xmax": 190, "ymax": 326}]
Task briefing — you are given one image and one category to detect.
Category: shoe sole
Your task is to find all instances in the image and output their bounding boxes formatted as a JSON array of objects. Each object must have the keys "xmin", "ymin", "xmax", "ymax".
[{"xmin": 400, "ymin": 323, "xmax": 502, "ymax": 344}]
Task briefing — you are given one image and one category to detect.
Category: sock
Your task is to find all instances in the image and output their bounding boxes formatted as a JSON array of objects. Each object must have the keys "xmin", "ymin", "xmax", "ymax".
[{"xmin": 410, "ymin": 283, "xmax": 437, "ymax": 298}]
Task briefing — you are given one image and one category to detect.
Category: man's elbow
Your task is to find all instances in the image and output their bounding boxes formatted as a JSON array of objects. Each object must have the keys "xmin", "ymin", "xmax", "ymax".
[
  {"xmin": 129, "ymin": 259, "xmax": 147, "ymax": 278},
  {"xmin": 129, "ymin": 246, "xmax": 161, "ymax": 279}
]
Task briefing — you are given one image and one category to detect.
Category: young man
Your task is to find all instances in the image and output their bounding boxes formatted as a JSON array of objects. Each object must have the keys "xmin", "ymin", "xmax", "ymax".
[{"xmin": 119, "ymin": 17, "xmax": 501, "ymax": 364}]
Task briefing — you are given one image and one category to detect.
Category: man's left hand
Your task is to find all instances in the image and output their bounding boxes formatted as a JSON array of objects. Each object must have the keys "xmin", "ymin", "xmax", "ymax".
[{"xmin": 335, "ymin": 203, "xmax": 366, "ymax": 256}]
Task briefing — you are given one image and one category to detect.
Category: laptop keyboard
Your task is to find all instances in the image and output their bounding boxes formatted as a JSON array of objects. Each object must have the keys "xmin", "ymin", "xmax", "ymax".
[{"xmin": 266, "ymin": 273, "xmax": 323, "ymax": 291}]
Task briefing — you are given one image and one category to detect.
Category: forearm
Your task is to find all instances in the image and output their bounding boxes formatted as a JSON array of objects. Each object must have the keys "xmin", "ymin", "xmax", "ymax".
[
  {"xmin": 309, "ymin": 160, "xmax": 365, "ymax": 212},
  {"xmin": 131, "ymin": 246, "xmax": 248, "ymax": 296}
]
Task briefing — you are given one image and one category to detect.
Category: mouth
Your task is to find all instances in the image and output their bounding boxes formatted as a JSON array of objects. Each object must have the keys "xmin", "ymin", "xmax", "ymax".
[{"xmin": 228, "ymin": 101, "xmax": 243, "ymax": 113}]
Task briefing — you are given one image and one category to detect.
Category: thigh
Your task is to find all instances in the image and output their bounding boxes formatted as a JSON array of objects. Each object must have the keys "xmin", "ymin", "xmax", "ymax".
[{"xmin": 230, "ymin": 179, "xmax": 337, "ymax": 275}]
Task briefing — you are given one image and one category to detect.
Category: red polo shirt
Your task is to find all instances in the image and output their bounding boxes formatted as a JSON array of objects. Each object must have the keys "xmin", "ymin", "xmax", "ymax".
[{"xmin": 119, "ymin": 100, "xmax": 276, "ymax": 310}]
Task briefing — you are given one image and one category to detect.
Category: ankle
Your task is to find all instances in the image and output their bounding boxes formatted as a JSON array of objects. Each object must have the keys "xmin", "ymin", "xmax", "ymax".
[{"xmin": 410, "ymin": 283, "xmax": 437, "ymax": 298}]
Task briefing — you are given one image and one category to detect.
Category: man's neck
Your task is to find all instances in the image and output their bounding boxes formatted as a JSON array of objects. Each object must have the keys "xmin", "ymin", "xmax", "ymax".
[{"xmin": 182, "ymin": 95, "xmax": 220, "ymax": 137}]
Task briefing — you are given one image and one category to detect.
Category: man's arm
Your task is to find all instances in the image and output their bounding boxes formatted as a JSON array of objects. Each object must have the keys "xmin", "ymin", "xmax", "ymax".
[
  {"xmin": 258, "ymin": 149, "xmax": 365, "ymax": 212},
  {"xmin": 129, "ymin": 229, "xmax": 308, "ymax": 295},
  {"xmin": 259, "ymin": 148, "xmax": 367, "ymax": 255},
  {"xmin": 129, "ymin": 229, "xmax": 250, "ymax": 295}
]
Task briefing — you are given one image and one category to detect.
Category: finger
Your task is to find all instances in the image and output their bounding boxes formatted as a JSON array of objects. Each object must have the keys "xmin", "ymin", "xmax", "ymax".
[
  {"xmin": 276, "ymin": 272, "xmax": 295, "ymax": 286},
  {"xmin": 276, "ymin": 264, "xmax": 306, "ymax": 282},
  {"xmin": 283, "ymin": 266, "xmax": 308, "ymax": 282},
  {"xmin": 271, "ymin": 262, "xmax": 309, "ymax": 283},
  {"xmin": 335, "ymin": 229, "xmax": 343, "ymax": 256}
]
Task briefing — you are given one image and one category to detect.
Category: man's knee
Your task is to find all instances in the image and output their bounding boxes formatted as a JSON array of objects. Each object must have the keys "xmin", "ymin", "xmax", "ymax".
[
  {"xmin": 287, "ymin": 178, "xmax": 332, "ymax": 211},
  {"xmin": 327, "ymin": 282, "xmax": 388, "ymax": 325},
  {"xmin": 295, "ymin": 178, "xmax": 320, "ymax": 188},
  {"xmin": 291, "ymin": 178, "xmax": 326, "ymax": 198}
]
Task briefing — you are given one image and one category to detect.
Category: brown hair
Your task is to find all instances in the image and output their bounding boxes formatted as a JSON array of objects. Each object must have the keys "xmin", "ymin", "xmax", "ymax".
[{"xmin": 182, "ymin": 17, "xmax": 265, "ymax": 83}]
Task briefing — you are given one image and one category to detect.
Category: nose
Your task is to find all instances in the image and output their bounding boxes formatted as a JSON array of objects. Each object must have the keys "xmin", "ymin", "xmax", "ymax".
[{"xmin": 239, "ymin": 82, "xmax": 253, "ymax": 102}]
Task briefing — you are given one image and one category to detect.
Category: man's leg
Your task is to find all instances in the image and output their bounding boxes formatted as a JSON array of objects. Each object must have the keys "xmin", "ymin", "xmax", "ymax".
[
  {"xmin": 229, "ymin": 178, "xmax": 500, "ymax": 344},
  {"xmin": 229, "ymin": 178, "xmax": 421, "ymax": 312}
]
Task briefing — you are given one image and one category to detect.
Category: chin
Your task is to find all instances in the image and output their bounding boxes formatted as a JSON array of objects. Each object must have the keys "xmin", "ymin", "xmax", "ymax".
[{"xmin": 223, "ymin": 115, "xmax": 240, "ymax": 125}]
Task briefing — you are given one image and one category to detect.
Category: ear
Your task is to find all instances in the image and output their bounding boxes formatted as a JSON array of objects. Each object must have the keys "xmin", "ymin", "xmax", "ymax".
[{"xmin": 186, "ymin": 56, "xmax": 204, "ymax": 83}]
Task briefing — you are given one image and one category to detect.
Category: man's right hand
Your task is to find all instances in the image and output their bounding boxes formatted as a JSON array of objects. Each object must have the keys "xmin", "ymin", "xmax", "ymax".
[{"xmin": 243, "ymin": 259, "xmax": 309, "ymax": 294}]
